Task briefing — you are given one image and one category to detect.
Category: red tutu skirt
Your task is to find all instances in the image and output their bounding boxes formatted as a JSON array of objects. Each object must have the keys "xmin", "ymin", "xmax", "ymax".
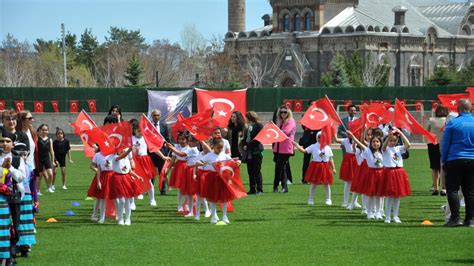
[
  {"xmin": 359, "ymin": 167, "xmax": 385, "ymax": 196},
  {"xmin": 169, "ymin": 160, "xmax": 187, "ymax": 189},
  {"xmin": 134, "ymin": 155, "xmax": 157, "ymax": 193},
  {"xmin": 200, "ymin": 170, "xmax": 237, "ymax": 203},
  {"xmin": 87, "ymin": 171, "xmax": 115, "ymax": 199},
  {"xmin": 101, "ymin": 172, "xmax": 143, "ymax": 199},
  {"xmin": 304, "ymin": 161, "xmax": 333, "ymax": 185},
  {"xmin": 381, "ymin": 167, "xmax": 411, "ymax": 198},
  {"xmin": 351, "ymin": 160, "xmax": 368, "ymax": 194},
  {"xmin": 180, "ymin": 166, "xmax": 197, "ymax": 196},
  {"xmin": 195, "ymin": 169, "xmax": 206, "ymax": 196},
  {"xmin": 339, "ymin": 153, "xmax": 359, "ymax": 182}
]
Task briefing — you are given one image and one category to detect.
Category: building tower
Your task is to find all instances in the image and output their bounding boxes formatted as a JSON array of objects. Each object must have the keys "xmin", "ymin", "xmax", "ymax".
[{"xmin": 228, "ymin": 0, "xmax": 246, "ymax": 32}]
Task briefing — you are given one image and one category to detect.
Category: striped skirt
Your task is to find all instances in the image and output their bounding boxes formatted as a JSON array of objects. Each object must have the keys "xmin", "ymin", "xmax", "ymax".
[
  {"xmin": 0, "ymin": 195, "xmax": 10, "ymax": 259},
  {"xmin": 17, "ymin": 193, "xmax": 36, "ymax": 246}
]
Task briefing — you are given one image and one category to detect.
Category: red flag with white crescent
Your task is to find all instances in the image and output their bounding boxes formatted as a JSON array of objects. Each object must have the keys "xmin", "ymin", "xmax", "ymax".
[
  {"xmin": 319, "ymin": 123, "xmax": 335, "ymax": 149},
  {"xmin": 33, "ymin": 101, "xmax": 44, "ymax": 113},
  {"xmin": 139, "ymin": 114, "xmax": 164, "ymax": 152},
  {"xmin": 51, "ymin": 100, "xmax": 59, "ymax": 112},
  {"xmin": 300, "ymin": 97, "xmax": 342, "ymax": 130},
  {"xmin": 69, "ymin": 100, "xmax": 79, "ymax": 113},
  {"xmin": 83, "ymin": 128, "xmax": 116, "ymax": 156},
  {"xmin": 394, "ymin": 100, "xmax": 437, "ymax": 144},
  {"xmin": 360, "ymin": 103, "xmax": 392, "ymax": 127},
  {"xmin": 195, "ymin": 88, "xmax": 247, "ymax": 128},
  {"xmin": 171, "ymin": 113, "xmax": 186, "ymax": 142},
  {"xmin": 159, "ymin": 159, "xmax": 171, "ymax": 190},
  {"xmin": 438, "ymin": 93, "xmax": 470, "ymax": 112},
  {"xmin": 99, "ymin": 121, "xmax": 133, "ymax": 155},
  {"xmin": 213, "ymin": 160, "xmax": 247, "ymax": 200},
  {"xmin": 14, "ymin": 101, "xmax": 24, "ymax": 112},
  {"xmin": 254, "ymin": 122, "xmax": 288, "ymax": 144},
  {"xmin": 70, "ymin": 110, "xmax": 97, "ymax": 135},
  {"xmin": 181, "ymin": 108, "xmax": 219, "ymax": 141},
  {"xmin": 0, "ymin": 100, "xmax": 5, "ymax": 111},
  {"xmin": 87, "ymin": 100, "xmax": 97, "ymax": 113},
  {"xmin": 348, "ymin": 117, "xmax": 364, "ymax": 139},
  {"xmin": 466, "ymin": 87, "xmax": 474, "ymax": 103}
]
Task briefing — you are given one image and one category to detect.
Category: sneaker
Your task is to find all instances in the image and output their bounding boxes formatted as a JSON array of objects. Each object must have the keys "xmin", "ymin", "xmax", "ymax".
[
  {"xmin": 361, "ymin": 208, "xmax": 368, "ymax": 215},
  {"xmin": 287, "ymin": 180, "xmax": 292, "ymax": 185},
  {"xmin": 375, "ymin": 213, "xmax": 383, "ymax": 220},
  {"xmin": 222, "ymin": 216, "xmax": 230, "ymax": 224},
  {"xmin": 150, "ymin": 200, "xmax": 157, "ymax": 207},
  {"xmin": 130, "ymin": 203, "xmax": 136, "ymax": 211},
  {"xmin": 256, "ymin": 191, "xmax": 264, "ymax": 195},
  {"xmin": 205, "ymin": 210, "xmax": 211, "ymax": 218},
  {"xmin": 137, "ymin": 194, "xmax": 144, "ymax": 200},
  {"xmin": 346, "ymin": 203, "xmax": 354, "ymax": 210},
  {"xmin": 393, "ymin": 217, "xmax": 402, "ymax": 223},
  {"xmin": 444, "ymin": 219, "xmax": 463, "ymax": 227},
  {"xmin": 341, "ymin": 203, "xmax": 348, "ymax": 208},
  {"xmin": 273, "ymin": 189, "xmax": 278, "ymax": 193},
  {"xmin": 47, "ymin": 188, "xmax": 54, "ymax": 193},
  {"xmin": 353, "ymin": 202, "xmax": 362, "ymax": 208},
  {"xmin": 184, "ymin": 212, "xmax": 194, "ymax": 218},
  {"xmin": 384, "ymin": 218, "xmax": 391, "ymax": 223},
  {"xmin": 178, "ymin": 207, "xmax": 184, "ymax": 212},
  {"xmin": 325, "ymin": 199, "xmax": 332, "ymax": 206},
  {"xmin": 440, "ymin": 190, "xmax": 447, "ymax": 196},
  {"xmin": 195, "ymin": 215, "xmax": 200, "ymax": 221},
  {"xmin": 210, "ymin": 216, "xmax": 218, "ymax": 224},
  {"xmin": 37, "ymin": 191, "xmax": 43, "ymax": 196},
  {"xmin": 91, "ymin": 215, "xmax": 99, "ymax": 222},
  {"xmin": 98, "ymin": 218, "xmax": 105, "ymax": 224},
  {"xmin": 308, "ymin": 200, "xmax": 314, "ymax": 206},
  {"xmin": 367, "ymin": 213, "xmax": 375, "ymax": 220},
  {"xmin": 281, "ymin": 188, "xmax": 288, "ymax": 193},
  {"xmin": 431, "ymin": 190, "xmax": 439, "ymax": 196},
  {"xmin": 118, "ymin": 219, "xmax": 125, "ymax": 226},
  {"xmin": 51, "ymin": 185, "xmax": 56, "ymax": 191},
  {"xmin": 124, "ymin": 219, "xmax": 131, "ymax": 226},
  {"xmin": 62, "ymin": 186, "xmax": 67, "ymax": 190},
  {"xmin": 247, "ymin": 190, "xmax": 256, "ymax": 195}
]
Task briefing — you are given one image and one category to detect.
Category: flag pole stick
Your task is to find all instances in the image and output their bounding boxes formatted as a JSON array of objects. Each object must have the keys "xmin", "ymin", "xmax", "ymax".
[
  {"xmin": 324, "ymin": 95, "xmax": 347, "ymax": 131},
  {"xmin": 82, "ymin": 109, "xmax": 98, "ymax": 127}
]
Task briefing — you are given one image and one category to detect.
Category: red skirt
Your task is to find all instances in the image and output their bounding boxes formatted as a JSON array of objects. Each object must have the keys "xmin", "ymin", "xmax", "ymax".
[
  {"xmin": 195, "ymin": 169, "xmax": 206, "ymax": 196},
  {"xmin": 102, "ymin": 172, "xmax": 143, "ymax": 199},
  {"xmin": 339, "ymin": 153, "xmax": 359, "ymax": 182},
  {"xmin": 381, "ymin": 167, "xmax": 411, "ymax": 198},
  {"xmin": 87, "ymin": 171, "xmax": 115, "ymax": 199},
  {"xmin": 351, "ymin": 160, "xmax": 368, "ymax": 194},
  {"xmin": 359, "ymin": 167, "xmax": 385, "ymax": 196},
  {"xmin": 134, "ymin": 155, "xmax": 156, "ymax": 193},
  {"xmin": 169, "ymin": 160, "xmax": 187, "ymax": 189},
  {"xmin": 200, "ymin": 170, "xmax": 237, "ymax": 203},
  {"xmin": 180, "ymin": 166, "xmax": 197, "ymax": 196},
  {"xmin": 304, "ymin": 161, "xmax": 333, "ymax": 185}
]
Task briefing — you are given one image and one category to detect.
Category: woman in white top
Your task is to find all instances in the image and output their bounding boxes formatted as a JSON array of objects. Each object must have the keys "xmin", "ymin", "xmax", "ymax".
[{"xmin": 426, "ymin": 106, "xmax": 448, "ymax": 196}]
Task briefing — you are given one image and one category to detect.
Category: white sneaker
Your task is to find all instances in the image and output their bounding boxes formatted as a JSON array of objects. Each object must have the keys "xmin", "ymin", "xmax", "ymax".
[
  {"xmin": 287, "ymin": 180, "xmax": 292, "ymax": 185},
  {"xmin": 178, "ymin": 207, "xmax": 184, "ymax": 212},
  {"xmin": 47, "ymin": 188, "xmax": 54, "ymax": 193},
  {"xmin": 205, "ymin": 210, "xmax": 211, "ymax": 218},
  {"xmin": 91, "ymin": 215, "xmax": 98, "ymax": 222},
  {"xmin": 361, "ymin": 208, "xmax": 368, "ymax": 215},
  {"xmin": 341, "ymin": 203, "xmax": 348, "ymax": 208},
  {"xmin": 118, "ymin": 219, "xmax": 125, "ymax": 226},
  {"xmin": 130, "ymin": 203, "xmax": 136, "ymax": 211},
  {"xmin": 346, "ymin": 203, "xmax": 354, "ymax": 210},
  {"xmin": 460, "ymin": 198, "xmax": 465, "ymax": 207},
  {"xmin": 98, "ymin": 218, "xmax": 105, "ymax": 224},
  {"xmin": 184, "ymin": 212, "xmax": 194, "ymax": 218},
  {"xmin": 384, "ymin": 218, "xmax": 391, "ymax": 223},
  {"xmin": 375, "ymin": 213, "xmax": 383, "ymax": 220},
  {"xmin": 367, "ymin": 213, "xmax": 375, "ymax": 220},
  {"xmin": 51, "ymin": 185, "xmax": 56, "ymax": 191},
  {"xmin": 194, "ymin": 214, "xmax": 200, "ymax": 221},
  {"xmin": 222, "ymin": 216, "xmax": 230, "ymax": 224},
  {"xmin": 137, "ymin": 194, "xmax": 144, "ymax": 200},
  {"xmin": 124, "ymin": 219, "xmax": 131, "ymax": 226},
  {"xmin": 325, "ymin": 199, "xmax": 332, "ymax": 206},
  {"xmin": 210, "ymin": 216, "xmax": 218, "ymax": 224},
  {"xmin": 37, "ymin": 192, "xmax": 43, "ymax": 196},
  {"xmin": 393, "ymin": 217, "xmax": 402, "ymax": 223},
  {"xmin": 353, "ymin": 202, "xmax": 362, "ymax": 208},
  {"xmin": 308, "ymin": 200, "xmax": 314, "ymax": 206},
  {"xmin": 62, "ymin": 186, "xmax": 67, "ymax": 190},
  {"xmin": 150, "ymin": 200, "xmax": 157, "ymax": 207}
]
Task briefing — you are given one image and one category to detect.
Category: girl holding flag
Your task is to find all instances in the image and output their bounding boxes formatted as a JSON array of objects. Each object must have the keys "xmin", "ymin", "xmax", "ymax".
[
  {"xmin": 168, "ymin": 132, "xmax": 190, "ymax": 213},
  {"xmin": 334, "ymin": 133, "xmax": 360, "ymax": 209}
]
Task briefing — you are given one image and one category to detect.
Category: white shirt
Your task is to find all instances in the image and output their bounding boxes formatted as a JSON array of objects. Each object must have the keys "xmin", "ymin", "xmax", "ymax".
[
  {"xmin": 341, "ymin": 138, "xmax": 355, "ymax": 154},
  {"xmin": 174, "ymin": 145, "xmax": 188, "ymax": 161},
  {"xmin": 92, "ymin": 153, "xmax": 114, "ymax": 172},
  {"xmin": 200, "ymin": 152, "xmax": 232, "ymax": 171},
  {"xmin": 132, "ymin": 136, "xmax": 148, "ymax": 156},
  {"xmin": 112, "ymin": 153, "xmax": 133, "ymax": 174},
  {"xmin": 25, "ymin": 129, "xmax": 36, "ymax": 169},
  {"xmin": 362, "ymin": 149, "xmax": 384, "ymax": 169},
  {"xmin": 186, "ymin": 147, "xmax": 200, "ymax": 167},
  {"xmin": 354, "ymin": 147, "xmax": 365, "ymax": 166},
  {"xmin": 305, "ymin": 143, "xmax": 333, "ymax": 163},
  {"xmin": 383, "ymin": 145, "xmax": 406, "ymax": 168},
  {"xmin": 197, "ymin": 151, "xmax": 206, "ymax": 170},
  {"xmin": 152, "ymin": 120, "xmax": 160, "ymax": 133},
  {"xmin": 223, "ymin": 139, "xmax": 231, "ymax": 154}
]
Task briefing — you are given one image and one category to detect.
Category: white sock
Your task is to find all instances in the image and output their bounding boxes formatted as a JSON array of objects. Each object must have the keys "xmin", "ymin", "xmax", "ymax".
[
  {"xmin": 309, "ymin": 184, "xmax": 317, "ymax": 202},
  {"xmin": 195, "ymin": 196, "xmax": 202, "ymax": 216},
  {"xmin": 203, "ymin": 199, "xmax": 210, "ymax": 212},
  {"xmin": 131, "ymin": 197, "xmax": 135, "ymax": 206},
  {"xmin": 210, "ymin": 202, "xmax": 217, "ymax": 218},
  {"xmin": 117, "ymin": 198, "xmax": 125, "ymax": 221},
  {"xmin": 361, "ymin": 195, "xmax": 367, "ymax": 209},
  {"xmin": 148, "ymin": 180, "xmax": 155, "ymax": 202},
  {"xmin": 343, "ymin": 181, "xmax": 351, "ymax": 205},
  {"xmin": 125, "ymin": 198, "xmax": 131, "ymax": 220},
  {"xmin": 367, "ymin": 197, "xmax": 374, "ymax": 216},
  {"xmin": 187, "ymin": 196, "xmax": 193, "ymax": 214},
  {"xmin": 385, "ymin": 197, "xmax": 392, "ymax": 219},
  {"xmin": 380, "ymin": 197, "xmax": 385, "ymax": 212},
  {"xmin": 393, "ymin": 198, "xmax": 400, "ymax": 218},
  {"xmin": 351, "ymin": 193, "xmax": 359, "ymax": 205},
  {"xmin": 374, "ymin": 197, "xmax": 381, "ymax": 214},
  {"xmin": 324, "ymin": 185, "xmax": 331, "ymax": 201},
  {"xmin": 92, "ymin": 199, "xmax": 99, "ymax": 217},
  {"xmin": 222, "ymin": 202, "xmax": 228, "ymax": 218},
  {"xmin": 177, "ymin": 190, "xmax": 182, "ymax": 210},
  {"xmin": 99, "ymin": 199, "xmax": 105, "ymax": 221}
]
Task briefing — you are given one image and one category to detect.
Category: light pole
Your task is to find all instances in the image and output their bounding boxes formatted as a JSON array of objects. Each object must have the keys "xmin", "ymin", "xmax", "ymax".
[{"xmin": 61, "ymin": 23, "xmax": 67, "ymax": 87}]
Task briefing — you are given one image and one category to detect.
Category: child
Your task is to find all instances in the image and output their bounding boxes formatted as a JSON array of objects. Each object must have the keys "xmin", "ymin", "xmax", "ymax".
[
  {"xmin": 130, "ymin": 119, "xmax": 169, "ymax": 207},
  {"xmin": 350, "ymin": 132, "xmax": 385, "ymax": 220},
  {"xmin": 293, "ymin": 132, "xmax": 336, "ymax": 206},
  {"xmin": 53, "ymin": 127, "xmax": 73, "ymax": 190},
  {"xmin": 168, "ymin": 132, "xmax": 189, "ymax": 212},
  {"xmin": 87, "ymin": 149, "xmax": 114, "ymax": 223},
  {"xmin": 334, "ymin": 133, "xmax": 360, "ymax": 208},
  {"xmin": 0, "ymin": 167, "xmax": 12, "ymax": 265},
  {"xmin": 194, "ymin": 141, "xmax": 212, "ymax": 221},
  {"xmin": 197, "ymin": 138, "xmax": 241, "ymax": 224},
  {"xmin": 351, "ymin": 128, "xmax": 373, "ymax": 214},
  {"xmin": 167, "ymin": 135, "xmax": 200, "ymax": 217},
  {"xmin": 211, "ymin": 128, "xmax": 231, "ymax": 155},
  {"xmin": 382, "ymin": 127, "xmax": 412, "ymax": 223},
  {"xmin": 36, "ymin": 124, "xmax": 57, "ymax": 194}
]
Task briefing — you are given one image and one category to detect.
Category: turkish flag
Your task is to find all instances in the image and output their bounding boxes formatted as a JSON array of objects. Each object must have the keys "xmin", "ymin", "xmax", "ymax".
[
  {"xmin": 99, "ymin": 121, "xmax": 133, "ymax": 154},
  {"xmin": 431, "ymin": 100, "xmax": 440, "ymax": 111},
  {"xmin": 360, "ymin": 103, "xmax": 392, "ymax": 127},
  {"xmin": 360, "ymin": 100, "xmax": 370, "ymax": 106},
  {"xmin": 438, "ymin": 93, "xmax": 470, "ymax": 112},
  {"xmin": 33, "ymin": 101, "xmax": 44, "ymax": 113},
  {"xmin": 159, "ymin": 159, "xmax": 171, "ymax": 190},
  {"xmin": 70, "ymin": 110, "xmax": 97, "ymax": 135},
  {"xmin": 84, "ymin": 128, "xmax": 116, "ymax": 156},
  {"xmin": 466, "ymin": 87, "xmax": 474, "ymax": 102},
  {"xmin": 399, "ymin": 99, "xmax": 407, "ymax": 105},
  {"xmin": 254, "ymin": 122, "xmax": 288, "ymax": 144},
  {"xmin": 283, "ymin": 99, "xmax": 293, "ymax": 110},
  {"xmin": 0, "ymin": 100, "xmax": 5, "ymax": 111},
  {"xmin": 87, "ymin": 100, "xmax": 97, "ymax": 113},
  {"xmin": 51, "ymin": 101, "xmax": 59, "ymax": 112},
  {"xmin": 319, "ymin": 123, "xmax": 335, "ymax": 148},
  {"xmin": 14, "ymin": 101, "xmax": 24, "ymax": 112},
  {"xmin": 171, "ymin": 113, "xmax": 186, "ymax": 142},
  {"xmin": 300, "ymin": 97, "xmax": 342, "ymax": 130},
  {"xmin": 348, "ymin": 117, "xmax": 364, "ymax": 139},
  {"xmin": 69, "ymin": 100, "xmax": 79, "ymax": 113},
  {"xmin": 139, "ymin": 114, "xmax": 164, "ymax": 152},
  {"xmin": 79, "ymin": 132, "xmax": 96, "ymax": 158},
  {"xmin": 343, "ymin": 100, "xmax": 353, "ymax": 107},
  {"xmin": 293, "ymin": 100, "xmax": 303, "ymax": 112},
  {"xmin": 182, "ymin": 111, "xmax": 220, "ymax": 141},
  {"xmin": 195, "ymin": 88, "xmax": 247, "ymax": 127},
  {"xmin": 414, "ymin": 100, "xmax": 424, "ymax": 112},
  {"xmin": 213, "ymin": 160, "xmax": 247, "ymax": 200},
  {"xmin": 394, "ymin": 100, "xmax": 437, "ymax": 144}
]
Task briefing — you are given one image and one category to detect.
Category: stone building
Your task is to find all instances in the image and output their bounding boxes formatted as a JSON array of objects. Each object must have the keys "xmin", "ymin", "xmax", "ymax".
[{"xmin": 224, "ymin": 0, "xmax": 474, "ymax": 87}]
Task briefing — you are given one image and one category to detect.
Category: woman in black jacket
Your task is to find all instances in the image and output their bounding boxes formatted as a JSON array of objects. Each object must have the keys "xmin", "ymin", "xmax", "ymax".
[{"xmin": 242, "ymin": 111, "xmax": 264, "ymax": 194}]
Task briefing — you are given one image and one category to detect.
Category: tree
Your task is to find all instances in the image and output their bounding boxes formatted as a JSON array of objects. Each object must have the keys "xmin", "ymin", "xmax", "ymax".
[
  {"xmin": 321, "ymin": 53, "xmax": 350, "ymax": 87},
  {"xmin": 180, "ymin": 24, "xmax": 206, "ymax": 57},
  {"xmin": 77, "ymin": 28, "xmax": 99, "ymax": 74},
  {"xmin": 345, "ymin": 51, "xmax": 363, "ymax": 87},
  {"xmin": 361, "ymin": 52, "xmax": 390, "ymax": 87},
  {"xmin": 124, "ymin": 56, "xmax": 143, "ymax": 86},
  {"xmin": 105, "ymin": 26, "xmax": 147, "ymax": 51},
  {"xmin": 0, "ymin": 33, "xmax": 34, "ymax": 87}
]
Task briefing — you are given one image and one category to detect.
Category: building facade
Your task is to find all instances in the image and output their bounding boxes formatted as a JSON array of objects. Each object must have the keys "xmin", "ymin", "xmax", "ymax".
[{"xmin": 225, "ymin": 0, "xmax": 474, "ymax": 87}]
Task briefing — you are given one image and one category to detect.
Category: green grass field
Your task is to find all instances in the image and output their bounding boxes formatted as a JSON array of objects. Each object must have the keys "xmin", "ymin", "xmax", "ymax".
[{"xmin": 21, "ymin": 150, "xmax": 473, "ymax": 265}]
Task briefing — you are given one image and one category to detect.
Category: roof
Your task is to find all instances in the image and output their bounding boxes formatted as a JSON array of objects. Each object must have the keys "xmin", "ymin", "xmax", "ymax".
[{"xmin": 418, "ymin": 2, "xmax": 473, "ymax": 35}]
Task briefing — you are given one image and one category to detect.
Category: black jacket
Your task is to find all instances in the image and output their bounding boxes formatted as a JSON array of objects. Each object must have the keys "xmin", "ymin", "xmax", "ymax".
[
  {"xmin": 243, "ymin": 122, "xmax": 264, "ymax": 154},
  {"xmin": 0, "ymin": 126, "xmax": 30, "ymax": 152}
]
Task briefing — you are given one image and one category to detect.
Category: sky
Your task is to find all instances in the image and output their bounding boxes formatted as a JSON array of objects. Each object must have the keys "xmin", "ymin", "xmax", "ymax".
[{"xmin": 0, "ymin": 0, "xmax": 272, "ymax": 45}]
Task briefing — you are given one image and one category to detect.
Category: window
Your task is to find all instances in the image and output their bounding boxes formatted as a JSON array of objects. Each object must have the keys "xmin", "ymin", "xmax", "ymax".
[
  {"xmin": 305, "ymin": 13, "xmax": 311, "ymax": 31},
  {"xmin": 295, "ymin": 14, "xmax": 302, "ymax": 31},
  {"xmin": 283, "ymin": 14, "xmax": 290, "ymax": 32}
]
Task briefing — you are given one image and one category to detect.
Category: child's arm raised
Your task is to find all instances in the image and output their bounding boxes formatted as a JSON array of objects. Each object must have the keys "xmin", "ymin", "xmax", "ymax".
[
  {"xmin": 115, "ymin": 147, "xmax": 132, "ymax": 161},
  {"xmin": 347, "ymin": 131, "xmax": 367, "ymax": 151},
  {"xmin": 394, "ymin": 128, "xmax": 411, "ymax": 150}
]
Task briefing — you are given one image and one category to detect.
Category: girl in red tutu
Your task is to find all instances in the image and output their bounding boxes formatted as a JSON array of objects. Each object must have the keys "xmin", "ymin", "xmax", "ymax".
[
  {"xmin": 168, "ymin": 132, "xmax": 190, "ymax": 212},
  {"xmin": 349, "ymin": 131, "xmax": 385, "ymax": 220},
  {"xmin": 293, "ymin": 132, "xmax": 336, "ymax": 206},
  {"xmin": 334, "ymin": 134, "xmax": 360, "ymax": 209},
  {"xmin": 196, "ymin": 139, "xmax": 239, "ymax": 224},
  {"xmin": 382, "ymin": 127, "xmax": 412, "ymax": 224},
  {"xmin": 352, "ymin": 127, "xmax": 374, "ymax": 215},
  {"xmin": 166, "ymin": 134, "xmax": 200, "ymax": 218},
  {"xmin": 88, "ymin": 150, "xmax": 114, "ymax": 224}
]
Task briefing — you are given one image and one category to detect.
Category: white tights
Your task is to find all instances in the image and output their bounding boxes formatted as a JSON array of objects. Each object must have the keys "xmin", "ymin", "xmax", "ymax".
[
  {"xmin": 385, "ymin": 197, "xmax": 401, "ymax": 219},
  {"xmin": 343, "ymin": 181, "xmax": 351, "ymax": 205},
  {"xmin": 148, "ymin": 180, "xmax": 155, "ymax": 202},
  {"xmin": 195, "ymin": 196, "xmax": 209, "ymax": 218},
  {"xmin": 117, "ymin": 198, "xmax": 132, "ymax": 222},
  {"xmin": 308, "ymin": 184, "xmax": 331, "ymax": 202}
]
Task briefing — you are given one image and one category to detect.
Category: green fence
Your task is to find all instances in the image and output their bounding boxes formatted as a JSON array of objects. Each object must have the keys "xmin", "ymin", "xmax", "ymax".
[{"xmin": 0, "ymin": 85, "xmax": 469, "ymax": 112}]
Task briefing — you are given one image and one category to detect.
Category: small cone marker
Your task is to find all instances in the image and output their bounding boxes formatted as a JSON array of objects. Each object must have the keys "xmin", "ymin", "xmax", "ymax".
[
  {"xmin": 46, "ymin": 218, "xmax": 58, "ymax": 223},
  {"xmin": 421, "ymin": 220, "xmax": 433, "ymax": 226},
  {"xmin": 84, "ymin": 197, "xmax": 94, "ymax": 201},
  {"xmin": 64, "ymin": 210, "xmax": 75, "ymax": 216},
  {"xmin": 71, "ymin": 201, "xmax": 80, "ymax": 207}
]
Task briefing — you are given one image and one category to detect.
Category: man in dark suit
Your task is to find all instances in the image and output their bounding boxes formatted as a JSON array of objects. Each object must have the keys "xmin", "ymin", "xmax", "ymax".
[
  {"xmin": 148, "ymin": 109, "xmax": 171, "ymax": 195},
  {"xmin": 337, "ymin": 104, "xmax": 358, "ymax": 154}
]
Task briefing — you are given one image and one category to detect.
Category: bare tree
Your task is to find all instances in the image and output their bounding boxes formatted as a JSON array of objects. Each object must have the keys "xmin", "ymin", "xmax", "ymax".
[
  {"xmin": 294, "ymin": 52, "xmax": 312, "ymax": 87},
  {"xmin": 362, "ymin": 52, "xmax": 390, "ymax": 87},
  {"xmin": 0, "ymin": 34, "xmax": 34, "ymax": 87},
  {"xmin": 243, "ymin": 54, "xmax": 272, "ymax": 88},
  {"xmin": 180, "ymin": 24, "xmax": 206, "ymax": 57},
  {"xmin": 142, "ymin": 40, "xmax": 186, "ymax": 87}
]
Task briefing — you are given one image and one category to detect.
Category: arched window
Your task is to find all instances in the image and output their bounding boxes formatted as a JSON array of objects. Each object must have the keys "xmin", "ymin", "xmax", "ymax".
[
  {"xmin": 283, "ymin": 14, "xmax": 290, "ymax": 32},
  {"xmin": 305, "ymin": 13, "xmax": 311, "ymax": 31},
  {"xmin": 295, "ymin": 14, "xmax": 302, "ymax": 31}
]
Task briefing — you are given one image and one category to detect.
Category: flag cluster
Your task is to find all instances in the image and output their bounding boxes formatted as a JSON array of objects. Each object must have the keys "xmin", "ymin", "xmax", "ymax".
[{"xmin": 0, "ymin": 100, "xmax": 97, "ymax": 113}]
